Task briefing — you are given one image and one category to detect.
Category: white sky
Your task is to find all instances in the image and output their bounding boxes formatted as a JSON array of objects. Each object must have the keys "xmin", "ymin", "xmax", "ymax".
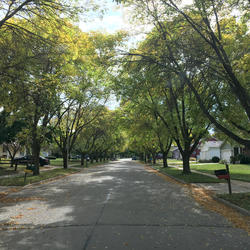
[
  {"xmin": 79, "ymin": 0, "xmax": 193, "ymax": 110},
  {"xmin": 79, "ymin": 0, "xmax": 193, "ymax": 34}
]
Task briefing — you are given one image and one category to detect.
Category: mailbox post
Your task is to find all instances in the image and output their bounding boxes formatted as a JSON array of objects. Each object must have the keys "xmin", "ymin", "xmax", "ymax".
[{"xmin": 214, "ymin": 164, "xmax": 232, "ymax": 195}]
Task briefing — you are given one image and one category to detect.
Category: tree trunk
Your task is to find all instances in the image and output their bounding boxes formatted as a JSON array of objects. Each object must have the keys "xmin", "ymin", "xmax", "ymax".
[
  {"xmin": 152, "ymin": 154, "xmax": 156, "ymax": 164},
  {"xmin": 162, "ymin": 152, "xmax": 168, "ymax": 168},
  {"xmin": 182, "ymin": 152, "xmax": 191, "ymax": 174},
  {"xmin": 90, "ymin": 156, "xmax": 94, "ymax": 163},
  {"xmin": 62, "ymin": 150, "xmax": 68, "ymax": 169},
  {"xmin": 32, "ymin": 141, "xmax": 41, "ymax": 175},
  {"xmin": 81, "ymin": 154, "xmax": 85, "ymax": 167}
]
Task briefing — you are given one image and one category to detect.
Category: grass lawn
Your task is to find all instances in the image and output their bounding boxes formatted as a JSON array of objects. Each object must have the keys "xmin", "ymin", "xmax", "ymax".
[
  {"xmin": 155, "ymin": 166, "xmax": 223, "ymax": 183},
  {"xmin": 217, "ymin": 193, "xmax": 250, "ymax": 211},
  {"xmin": 190, "ymin": 163, "xmax": 250, "ymax": 182},
  {"xmin": 0, "ymin": 164, "xmax": 27, "ymax": 176},
  {"xmin": 0, "ymin": 168, "xmax": 79, "ymax": 186},
  {"xmin": 50, "ymin": 158, "xmax": 80, "ymax": 166},
  {"xmin": 157, "ymin": 159, "xmax": 199, "ymax": 166}
]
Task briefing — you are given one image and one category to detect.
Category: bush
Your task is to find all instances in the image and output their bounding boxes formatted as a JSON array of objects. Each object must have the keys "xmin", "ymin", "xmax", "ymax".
[
  {"xmin": 219, "ymin": 159, "xmax": 227, "ymax": 164},
  {"xmin": 212, "ymin": 156, "xmax": 220, "ymax": 163},
  {"xmin": 230, "ymin": 156, "xmax": 236, "ymax": 164},
  {"xmin": 237, "ymin": 154, "xmax": 250, "ymax": 164},
  {"xmin": 199, "ymin": 159, "xmax": 212, "ymax": 163}
]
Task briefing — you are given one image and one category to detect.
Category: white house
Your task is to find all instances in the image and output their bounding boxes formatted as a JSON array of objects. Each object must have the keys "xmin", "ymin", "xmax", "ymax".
[
  {"xmin": 199, "ymin": 139, "xmax": 243, "ymax": 162},
  {"xmin": 199, "ymin": 140, "xmax": 223, "ymax": 161},
  {"xmin": 0, "ymin": 144, "xmax": 26, "ymax": 159}
]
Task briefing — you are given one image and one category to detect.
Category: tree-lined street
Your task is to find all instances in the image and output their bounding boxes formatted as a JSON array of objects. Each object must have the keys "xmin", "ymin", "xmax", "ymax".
[{"xmin": 0, "ymin": 159, "xmax": 249, "ymax": 249}]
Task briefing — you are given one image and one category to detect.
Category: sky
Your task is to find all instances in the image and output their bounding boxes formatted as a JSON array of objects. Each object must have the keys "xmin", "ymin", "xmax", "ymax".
[
  {"xmin": 79, "ymin": 1, "xmax": 125, "ymax": 34},
  {"xmin": 79, "ymin": 0, "xmax": 193, "ymax": 110},
  {"xmin": 79, "ymin": 0, "xmax": 193, "ymax": 34}
]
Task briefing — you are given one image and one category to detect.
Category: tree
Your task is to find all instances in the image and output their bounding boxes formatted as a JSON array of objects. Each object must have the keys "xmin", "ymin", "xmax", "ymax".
[
  {"xmin": 0, "ymin": 110, "xmax": 26, "ymax": 167},
  {"xmin": 0, "ymin": 19, "xmax": 80, "ymax": 174},
  {"xmin": 115, "ymin": 0, "xmax": 250, "ymax": 148},
  {"xmin": 50, "ymin": 30, "xmax": 125, "ymax": 169},
  {"xmin": 0, "ymin": 0, "xmax": 80, "ymax": 31},
  {"xmin": 116, "ymin": 37, "xmax": 210, "ymax": 173}
]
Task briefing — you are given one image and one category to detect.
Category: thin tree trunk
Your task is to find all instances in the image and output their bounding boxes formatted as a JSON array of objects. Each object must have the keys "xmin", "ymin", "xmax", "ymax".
[
  {"xmin": 90, "ymin": 157, "xmax": 94, "ymax": 163},
  {"xmin": 62, "ymin": 150, "xmax": 68, "ymax": 169},
  {"xmin": 32, "ymin": 141, "xmax": 40, "ymax": 175},
  {"xmin": 153, "ymin": 154, "xmax": 156, "ymax": 164},
  {"xmin": 162, "ymin": 152, "xmax": 168, "ymax": 168},
  {"xmin": 81, "ymin": 154, "xmax": 85, "ymax": 167},
  {"xmin": 182, "ymin": 152, "xmax": 191, "ymax": 174}
]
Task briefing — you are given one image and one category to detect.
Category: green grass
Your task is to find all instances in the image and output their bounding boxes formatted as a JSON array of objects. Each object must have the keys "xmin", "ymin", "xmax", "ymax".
[
  {"xmin": 0, "ymin": 168, "xmax": 79, "ymax": 186},
  {"xmin": 0, "ymin": 164, "xmax": 27, "ymax": 176},
  {"xmin": 50, "ymin": 158, "xmax": 81, "ymax": 166},
  {"xmin": 157, "ymin": 159, "xmax": 199, "ymax": 166},
  {"xmin": 217, "ymin": 193, "xmax": 250, "ymax": 211},
  {"xmin": 155, "ymin": 166, "xmax": 223, "ymax": 183},
  {"xmin": 190, "ymin": 163, "xmax": 250, "ymax": 182}
]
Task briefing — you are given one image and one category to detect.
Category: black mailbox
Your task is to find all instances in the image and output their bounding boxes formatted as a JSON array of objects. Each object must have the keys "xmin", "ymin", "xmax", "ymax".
[{"xmin": 214, "ymin": 169, "xmax": 228, "ymax": 176}]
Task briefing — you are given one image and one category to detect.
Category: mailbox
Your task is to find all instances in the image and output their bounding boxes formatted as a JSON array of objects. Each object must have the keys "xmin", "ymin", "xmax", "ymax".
[
  {"xmin": 214, "ymin": 169, "xmax": 229, "ymax": 179},
  {"xmin": 214, "ymin": 164, "xmax": 232, "ymax": 194}
]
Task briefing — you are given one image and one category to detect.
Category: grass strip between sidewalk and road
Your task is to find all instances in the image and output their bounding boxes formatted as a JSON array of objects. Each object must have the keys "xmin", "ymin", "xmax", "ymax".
[
  {"xmin": 190, "ymin": 163, "xmax": 250, "ymax": 182},
  {"xmin": 217, "ymin": 193, "xmax": 250, "ymax": 211},
  {"xmin": 154, "ymin": 166, "xmax": 223, "ymax": 183},
  {"xmin": 0, "ymin": 168, "xmax": 79, "ymax": 186}
]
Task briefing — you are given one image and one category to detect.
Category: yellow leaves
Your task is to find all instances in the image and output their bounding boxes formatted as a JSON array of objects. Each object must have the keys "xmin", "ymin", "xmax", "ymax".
[
  {"xmin": 0, "ymin": 196, "xmax": 46, "ymax": 204},
  {"xmin": 189, "ymin": 186, "xmax": 250, "ymax": 234},
  {"xmin": 149, "ymin": 166, "xmax": 250, "ymax": 234},
  {"xmin": 27, "ymin": 207, "xmax": 36, "ymax": 210},
  {"xmin": 10, "ymin": 214, "xmax": 23, "ymax": 219}
]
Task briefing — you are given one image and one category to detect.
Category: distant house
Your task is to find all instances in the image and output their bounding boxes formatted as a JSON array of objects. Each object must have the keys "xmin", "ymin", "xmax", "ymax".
[
  {"xmin": 170, "ymin": 138, "xmax": 245, "ymax": 162},
  {"xmin": 199, "ymin": 140, "xmax": 223, "ymax": 161},
  {"xmin": 199, "ymin": 138, "xmax": 243, "ymax": 162},
  {"xmin": 172, "ymin": 147, "xmax": 182, "ymax": 160},
  {"xmin": 0, "ymin": 143, "xmax": 26, "ymax": 159}
]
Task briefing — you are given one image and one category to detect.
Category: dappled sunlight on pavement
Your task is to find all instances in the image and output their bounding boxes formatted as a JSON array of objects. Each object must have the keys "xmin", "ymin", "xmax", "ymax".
[{"xmin": 0, "ymin": 159, "xmax": 249, "ymax": 249}]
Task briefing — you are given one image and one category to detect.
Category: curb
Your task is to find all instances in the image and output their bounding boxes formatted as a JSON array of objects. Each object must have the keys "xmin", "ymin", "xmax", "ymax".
[
  {"xmin": 212, "ymin": 195, "xmax": 250, "ymax": 217},
  {"xmin": 149, "ymin": 165, "xmax": 250, "ymax": 217}
]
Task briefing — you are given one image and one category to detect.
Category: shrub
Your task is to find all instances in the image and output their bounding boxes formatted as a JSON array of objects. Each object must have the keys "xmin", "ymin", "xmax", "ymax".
[
  {"xmin": 230, "ymin": 156, "xmax": 236, "ymax": 164},
  {"xmin": 219, "ymin": 160, "xmax": 227, "ymax": 164},
  {"xmin": 212, "ymin": 156, "xmax": 220, "ymax": 163},
  {"xmin": 199, "ymin": 159, "xmax": 212, "ymax": 163},
  {"xmin": 237, "ymin": 154, "xmax": 250, "ymax": 164}
]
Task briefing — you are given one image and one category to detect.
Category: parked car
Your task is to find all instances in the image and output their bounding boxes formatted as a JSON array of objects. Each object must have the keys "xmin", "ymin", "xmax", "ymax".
[
  {"xmin": 132, "ymin": 156, "xmax": 137, "ymax": 160},
  {"xmin": 13, "ymin": 155, "xmax": 50, "ymax": 166},
  {"xmin": 70, "ymin": 155, "xmax": 80, "ymax": 160},
  {"xmin": 45, "ymin": 155, "xmax": 56, "ymax": 160}
]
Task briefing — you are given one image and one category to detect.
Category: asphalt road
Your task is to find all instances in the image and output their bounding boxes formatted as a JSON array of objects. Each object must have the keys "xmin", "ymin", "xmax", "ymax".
[{"xmin": 0, "ymin": 159, "xmax": 249, "ymax": 250}]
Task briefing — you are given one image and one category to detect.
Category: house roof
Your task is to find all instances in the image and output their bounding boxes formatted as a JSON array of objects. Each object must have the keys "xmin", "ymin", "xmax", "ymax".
[{"xmin": 200, "ymin": 140, "xmax": 223, "ymax": 151}]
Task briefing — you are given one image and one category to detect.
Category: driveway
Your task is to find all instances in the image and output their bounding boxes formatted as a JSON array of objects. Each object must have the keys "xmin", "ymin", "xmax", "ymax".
[{"xmin": 0, "ymin": 159, "xmax": 249, "ymax": 249}]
